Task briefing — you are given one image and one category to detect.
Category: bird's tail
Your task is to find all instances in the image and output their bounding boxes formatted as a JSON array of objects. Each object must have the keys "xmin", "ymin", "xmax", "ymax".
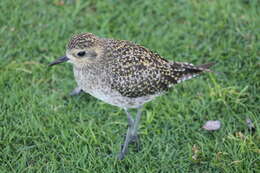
[
  {"xmin": 195, "ymin": 62, "xmax": 215, "ymax": 72},
  {"xmin": 173, "ymin": 62, "xmax": 215, "ymax": 83}
]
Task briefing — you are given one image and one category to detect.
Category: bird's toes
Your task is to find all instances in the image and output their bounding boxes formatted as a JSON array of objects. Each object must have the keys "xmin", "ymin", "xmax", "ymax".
[
  {"xmin": 130, "ymin": 135, "xmax": 141, "ymax": 152},
  {"xmin": 118, "ymin": 152, "xmax": 126, "ymax": 160}
]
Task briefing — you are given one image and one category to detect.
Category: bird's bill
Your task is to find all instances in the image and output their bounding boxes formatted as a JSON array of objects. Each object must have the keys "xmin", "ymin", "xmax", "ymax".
[{"xmin": 49, "ymin": 56, "xmax": 69, "ymax": 66}]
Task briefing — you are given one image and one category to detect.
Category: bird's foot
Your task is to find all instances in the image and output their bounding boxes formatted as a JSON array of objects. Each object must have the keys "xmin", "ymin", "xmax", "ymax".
[
  {"xmin": 69, "ymin": 87, "xmax": 82, "ymax": 96},
  {"xmin": 118, "ymin": 134, "xmax": 141, "ymax": 160},
  {"xmin": 118, "ymin": 150, "xmax": 126, "ymax": 160},
  {"xmin": 129, "ymin": 134, "xmax": 141, "ymax": 152},
  {"xmin": 120, "ymin": 134, "xmax": 141, "ymax": 150}
]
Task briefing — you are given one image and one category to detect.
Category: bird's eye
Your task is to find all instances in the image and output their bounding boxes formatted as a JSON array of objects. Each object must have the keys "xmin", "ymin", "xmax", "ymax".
[{"xmin": 77, "ymin": 51, "xmax": 86, "ymax": 57}]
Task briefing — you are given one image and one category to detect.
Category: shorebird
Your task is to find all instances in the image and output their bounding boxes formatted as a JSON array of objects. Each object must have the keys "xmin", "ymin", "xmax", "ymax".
[{"xmin": 49, "ymin": 33, "xmax": 214, "ymax": 159}]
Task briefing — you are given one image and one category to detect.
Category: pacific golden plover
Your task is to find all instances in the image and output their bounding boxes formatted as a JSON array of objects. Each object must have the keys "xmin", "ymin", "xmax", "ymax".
[{"xmin": 49, "ymin": 33, "xmax": 214, "ymax": 159}]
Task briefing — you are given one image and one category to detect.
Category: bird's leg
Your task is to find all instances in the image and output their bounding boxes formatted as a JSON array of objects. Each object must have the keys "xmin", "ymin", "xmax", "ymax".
[
  {"xmin": 69, "ymin": 86, "xmax": 82, "ymax": 96},
  {"xmin": 130, "ymin": 106, "xmax": 143, "ymax": 151},
  {"xmin": 118, "ymin": 106, "xmax": 143, "ymax": 160},
  {"xmin": 118, "ymin": 122, "xmax": 133, "ymax": 160},
  {"xmin": 132, "ymin": 106, "xmax": 143, "ymax": 137},
  {"xmin": 124, "ymin": 108, "xmax": 134, "ymax": 127},
  {"xmin": 123, "ymin": 108, "xmax": 140, "ymax": 150},
  {"xmin": 118, "ymin": 109, "xmax": 134, "ymax": 160}
]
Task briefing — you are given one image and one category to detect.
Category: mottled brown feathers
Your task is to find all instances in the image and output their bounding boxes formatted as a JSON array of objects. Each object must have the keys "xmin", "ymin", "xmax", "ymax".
[
  {"xmin": 68, "ymin": 33, "xmax": 214, "ymax": 99},
  {"xmin": 101, "ymin": 39, "xmax": 213, "ymax": 98}
]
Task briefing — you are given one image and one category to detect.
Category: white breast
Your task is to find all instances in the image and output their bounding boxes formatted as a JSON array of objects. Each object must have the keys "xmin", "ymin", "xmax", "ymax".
[{"xmin": 73, "ymin": 67, "xmax": 160, "ymax": 108}]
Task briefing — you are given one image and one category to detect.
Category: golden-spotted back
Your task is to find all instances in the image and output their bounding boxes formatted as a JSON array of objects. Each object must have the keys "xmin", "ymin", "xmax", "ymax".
[
  {"xmin": 64, "ymin": 32, "xmax": 214, "ymax": 99},
  {"xmin": 101, "ymin": 39, "xmax": 214, "ymax": 98}
]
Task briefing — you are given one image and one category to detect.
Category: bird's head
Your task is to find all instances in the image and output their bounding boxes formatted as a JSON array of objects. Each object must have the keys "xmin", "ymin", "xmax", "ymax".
[{"xmin": 49, "ymin": 33, "xmax": 103, "ymax": 67}]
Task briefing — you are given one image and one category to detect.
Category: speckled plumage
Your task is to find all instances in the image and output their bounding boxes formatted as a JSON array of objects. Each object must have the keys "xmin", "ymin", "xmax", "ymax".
[
  {"xmin": 65, "ymin": 33, "xmax": 213, "ymax": 108},
  {"xmin": 50, "ymin": 32, "xmax": 214, "ymax": 159}
]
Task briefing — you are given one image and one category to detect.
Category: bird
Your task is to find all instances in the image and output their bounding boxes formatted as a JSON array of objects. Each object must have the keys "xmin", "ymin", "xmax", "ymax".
[{"xmin": 49, "ymin": 32, "xmax": 214, "ymax": 160}]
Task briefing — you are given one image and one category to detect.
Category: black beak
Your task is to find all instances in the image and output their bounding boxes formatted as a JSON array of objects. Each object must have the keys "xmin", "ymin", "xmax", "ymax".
[{"xmin": 49, "ymin": 56, "xmax": 69, "ymax": 66}]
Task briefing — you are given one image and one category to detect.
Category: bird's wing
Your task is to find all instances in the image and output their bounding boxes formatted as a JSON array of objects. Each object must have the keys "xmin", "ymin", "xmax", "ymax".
[{"xmin": 106, "ymin": 40, "xmax": 211, "ymax": 98}]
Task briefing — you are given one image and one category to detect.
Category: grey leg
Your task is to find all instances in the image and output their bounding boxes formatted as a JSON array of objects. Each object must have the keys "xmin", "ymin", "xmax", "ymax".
[
  {"xmin": 118, "ymin": 123, "xmax": 133, "ymax": 160},
  {"xmin": 132, "ymin": 107, "xmax": 143, "ymax": 137},
  {"xmin": 124, "ymin": 108, "xmax": 134, "ymax": 127},
  {"xmin": 69, "ymin": 86, "xmax": 82, "ymax": 96},
  {"xmin": 129, "ymin": 107, "xmax": 142, "ymax": 152},
  {"xmin": 118, "ymin": 106, "xmax": 143, "ymax": 160}
]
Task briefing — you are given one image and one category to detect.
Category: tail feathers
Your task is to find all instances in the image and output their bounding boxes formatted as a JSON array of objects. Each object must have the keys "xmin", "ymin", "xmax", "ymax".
[
  {"xmin": 174, "ymin": 62, "xmax": 215, "ymax": 83},
  {"xmin": 195, "ymin": 62, "xmax": 215, "ymax": 72}
]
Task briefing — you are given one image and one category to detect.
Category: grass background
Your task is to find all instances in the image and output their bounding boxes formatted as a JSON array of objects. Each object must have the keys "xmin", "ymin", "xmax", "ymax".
[{"xmin": 0, "ymin": 0, "xmax": 259, "ymax": 172}]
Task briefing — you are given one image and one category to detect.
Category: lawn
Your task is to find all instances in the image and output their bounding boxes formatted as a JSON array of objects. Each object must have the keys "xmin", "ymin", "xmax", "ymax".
[{"xmin": 0, "ymin": 0, "xmax": 259, "ymax": 172}]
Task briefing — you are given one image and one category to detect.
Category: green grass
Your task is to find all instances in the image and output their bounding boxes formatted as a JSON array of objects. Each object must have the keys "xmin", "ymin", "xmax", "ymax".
[{"xmin": 0, "ymin": 0, "xmax": 259, "ymax": 172}]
